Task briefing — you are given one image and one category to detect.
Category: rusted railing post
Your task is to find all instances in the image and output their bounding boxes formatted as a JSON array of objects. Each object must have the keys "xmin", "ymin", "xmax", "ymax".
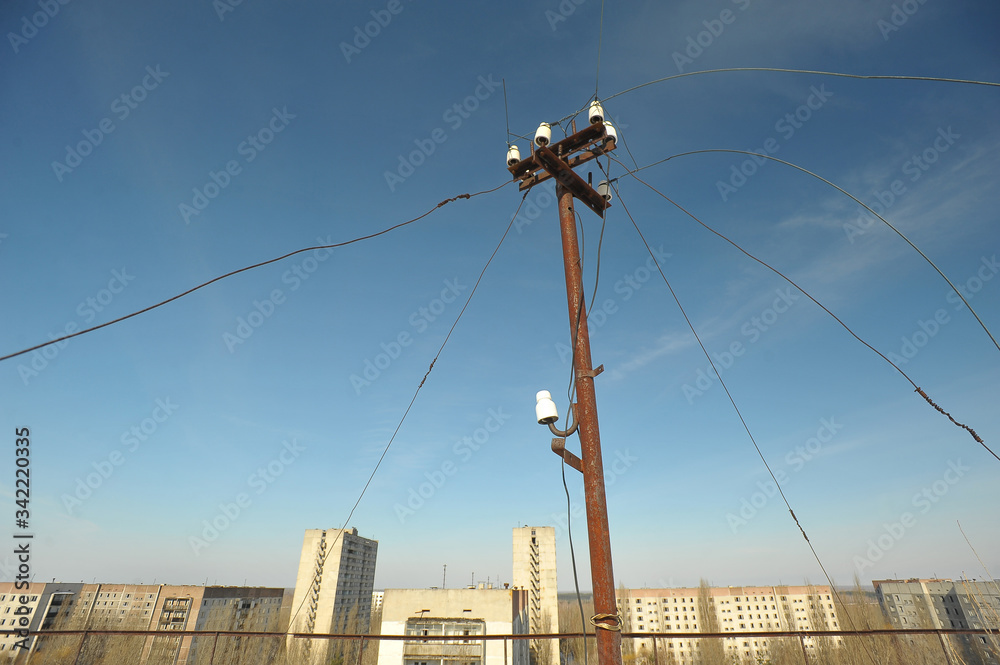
[
  {"xmin": 937, "ymin": 632, "xmax": 955, "ymax": 665},
  {"xmin": 797, "ymin": 634, "xmax": 810, "ymax": 664},
  {"xmin": 71, "ymin": 631, "xmax": 89, "ymax": 665},
  {"xmin": 207, "ymin": 631, "xmax": 220, "ymax": 665}
]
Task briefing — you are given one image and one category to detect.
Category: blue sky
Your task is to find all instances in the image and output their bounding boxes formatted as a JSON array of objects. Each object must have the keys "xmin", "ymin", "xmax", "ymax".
[{"xmin": 1, "ymin": 0, "xmax": 998, "ymax": 593}]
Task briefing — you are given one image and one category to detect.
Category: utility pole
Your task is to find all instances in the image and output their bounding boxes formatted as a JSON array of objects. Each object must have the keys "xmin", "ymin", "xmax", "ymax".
[{"xmin": 508, "ymin": 111, "xmax": 622, "ymax": 665}]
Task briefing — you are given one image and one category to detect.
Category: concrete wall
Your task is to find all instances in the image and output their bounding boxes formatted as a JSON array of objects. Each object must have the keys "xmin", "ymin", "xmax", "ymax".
[{"xmin": 378, "ymin": 588, "xmax": 527, "ymax": 665}]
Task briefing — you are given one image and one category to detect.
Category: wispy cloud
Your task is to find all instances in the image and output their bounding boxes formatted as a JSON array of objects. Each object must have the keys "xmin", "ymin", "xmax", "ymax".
[{"xmin": 608, "ymin": 330, "xmax": 695, "ymax": 379}]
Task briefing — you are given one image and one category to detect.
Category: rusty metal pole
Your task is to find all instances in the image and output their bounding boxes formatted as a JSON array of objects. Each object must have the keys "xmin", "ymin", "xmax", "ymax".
[{"xmin": 555, "ymin": 180, "xmax": 622, "ymax": 665}]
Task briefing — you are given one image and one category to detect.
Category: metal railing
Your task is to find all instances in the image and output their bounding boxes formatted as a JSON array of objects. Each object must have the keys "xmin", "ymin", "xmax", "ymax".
[{"xmin": 3, "ymin": 627, "xmax": 998, "ymax": 665}]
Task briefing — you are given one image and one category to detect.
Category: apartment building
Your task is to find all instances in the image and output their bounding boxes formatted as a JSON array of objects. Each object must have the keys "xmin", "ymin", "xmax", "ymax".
[
  {"xmin": 1, "ymin": 583, "xmax": 283, "ymax": 664},
  {"xmin": 287, "ymin": 527, "xmax": 379, "ymax": 664},
  {"xmin": 0, "ymin": 582, "xmax": 83, "ymax": 659},
  {"xmin": 874, "ymin": 578, "xmax": 1000, "ymax": 662},
  {"xmin": 873, "ymin": 578, "xmax": 1000, "ymax": 630},
  {"xmin": 512, "ymin": 527, "xmax": 558, "ymax": 665},
  {"xmin": 617, "ymin": 585, "xmax": 842, "ymax": 664}
]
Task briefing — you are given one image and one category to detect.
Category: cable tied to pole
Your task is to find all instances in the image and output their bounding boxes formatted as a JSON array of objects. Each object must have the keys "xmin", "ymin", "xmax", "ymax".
[{"xmin": 591, "ymin": 613, "xmax": 622, "ymax": 631}]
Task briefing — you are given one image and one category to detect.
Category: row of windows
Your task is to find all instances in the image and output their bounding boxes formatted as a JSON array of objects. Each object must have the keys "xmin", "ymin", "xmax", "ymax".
[{"xmin": 0, "ymin": 595, "xmax": 38, "ymax": 603}]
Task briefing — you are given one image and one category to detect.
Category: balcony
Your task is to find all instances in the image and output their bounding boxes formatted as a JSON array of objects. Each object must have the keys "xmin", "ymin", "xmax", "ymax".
[{"xmin": 403, "ymin": 643, "xmax": 483, "ymax": 659}]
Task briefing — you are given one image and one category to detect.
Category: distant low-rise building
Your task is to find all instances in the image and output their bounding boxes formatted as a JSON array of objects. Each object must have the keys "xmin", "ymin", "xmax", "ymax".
[{"xmin": 377, "ymin": 588, "xmax": 529, "ymax": 665}]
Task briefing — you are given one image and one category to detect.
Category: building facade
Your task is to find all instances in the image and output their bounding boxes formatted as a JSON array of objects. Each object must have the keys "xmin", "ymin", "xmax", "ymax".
[
  {"xmin": 874, "ymin": 578, "xmax": 1000, "ymax": 662},
  {"xmin": 512, "ymin": 527, "xmax": 558, "ymax": 665},
  {"xmin": 617, "ymin": 585, "xmax": 842, "ymax": 664},
  {"xmin": 873, "ymin": 578, "xmax": 1000, "ymax": 630},
  {"xmin": 0, "ymin": 582, "xmax": 83, "ymax": 659},
  {"xmin": 0, "ymin": 582, "xmax": 283, "ymax": 664},
  {"xmin": 287, "ymin": 527, "xmax": 379, "ymax": 663},
  {"xmin": 377, "ymin": 588, "xmax": 529, "ymax": 665}
]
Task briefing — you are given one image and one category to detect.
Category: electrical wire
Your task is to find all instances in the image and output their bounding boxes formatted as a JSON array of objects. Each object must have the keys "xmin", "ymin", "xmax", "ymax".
[
  {"xmin": 588, "ymin": 159, "xmax": 610, "ymax": 315},
  {"xmin": 561, "ymin": 456, "xmax": 589, "ymax": 665},
  {"xmin": 607, "ymin": 155, "xmax": 994, "ymax": 458},
  {"xmin": 604, "ymin": 174, "xmax": 878, "ymax": 665},
  {"xmin": 594, "ymin": 0, "xmax": 606, "ymax": 99},
  {"xmin": 503, "ymin": 78, "xmax": 512, "ymax": 148},
  {"xmin": 602, "ymin": 67, "xmax": 1000, "ymax": 105},
  {"xmin": 286, "ymin": 191, "xmax": 529, "ymax": 633},
  {"xmin": 519, "ymin": 67, "xmax": 1000, "ymax": 149},
  {"xmin": 614, "ymin": 149, "xmax": 1000, "ymax": 355},
  {"xmin": 0, "ymin": 180, "xmax": 512, "ymax": 364}
]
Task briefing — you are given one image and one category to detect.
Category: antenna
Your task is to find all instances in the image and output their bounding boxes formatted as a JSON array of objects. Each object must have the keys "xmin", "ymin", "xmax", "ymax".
[
  {"xmin": 443, "ymin": 564, "xmax": 447, "ymax": 589},
  {"xmin": 503, "ymin": 79, "xmax": 511, "ymax": 147}
]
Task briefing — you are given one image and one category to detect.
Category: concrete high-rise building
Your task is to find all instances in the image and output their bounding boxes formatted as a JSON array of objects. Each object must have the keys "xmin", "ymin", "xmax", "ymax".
[
  {"xmin": 376, "ymin": 588, "xmax": 529, "ymax": 665},
  {"xmin": 512, "ymin": 527, "xmax": 558, "ymax": 665},
  {"xmin": 287, "ymin": 527, "xmax": 378, "ymax": 664},
  {"xmin": 873, "ymin": 578, "xmax": 1000, "ymax": 662},
  {"xmin": 873, "ymin": 578, "xmax": 1000, "ymax": 630},
  {"xmin": 617, "ymin": 585, "xmax": 843, "ymax": 664}
]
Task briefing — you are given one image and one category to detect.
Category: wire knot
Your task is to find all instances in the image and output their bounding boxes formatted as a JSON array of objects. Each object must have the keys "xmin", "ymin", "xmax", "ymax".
[{"xmin": 590, "ymin": 613, "xmax": 622, "ymax": 631}]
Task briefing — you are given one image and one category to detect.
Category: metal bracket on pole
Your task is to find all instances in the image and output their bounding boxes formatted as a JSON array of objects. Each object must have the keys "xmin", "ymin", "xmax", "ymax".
[
  {"xmin": 551, "ymin": 438, "xmax": 583, "ymax": 474},
  {"xmin": 507, "ymin": 121, "xmax": 616, "ymax": 215},
  {"xmin": 577, "ymin": 364, "xmax": 604, "ymax": 380}
]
